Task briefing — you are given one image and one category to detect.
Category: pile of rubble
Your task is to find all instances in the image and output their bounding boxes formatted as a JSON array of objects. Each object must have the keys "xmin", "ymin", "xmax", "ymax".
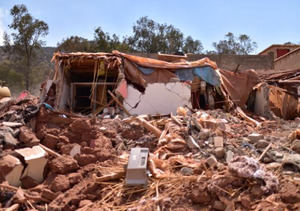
[{"xmin": 0, "ymin": 93, "xmax": 300, "ymax": 211}]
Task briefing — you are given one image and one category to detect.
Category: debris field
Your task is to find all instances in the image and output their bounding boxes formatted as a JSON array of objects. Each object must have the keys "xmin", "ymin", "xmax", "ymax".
[{"xmin": 0, "ymin": 92, "xmax": 300, "ymax": 211}]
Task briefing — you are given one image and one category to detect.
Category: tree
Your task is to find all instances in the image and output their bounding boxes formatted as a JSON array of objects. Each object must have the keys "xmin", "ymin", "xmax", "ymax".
[
  {"xmin": 57, "ymin": 36, "xmax": 95, "ymax": 52},
  {"xmin": 127, "ymin": 16, "xmax": 202, "ymax": 54},
  {"xmin": 183, "ymin": 36, "xmax": 203, "ymax": 53},
  {"xmin": 5, "ymin": 4, "xmax": 48, "ymax": 90},
  {"xmin": 93, "ymin": 27, "xmax": 130, "ymax": 52},
  {"xmin": 212, "ymin": 32, "xmax": 257, "ymax": 55}
]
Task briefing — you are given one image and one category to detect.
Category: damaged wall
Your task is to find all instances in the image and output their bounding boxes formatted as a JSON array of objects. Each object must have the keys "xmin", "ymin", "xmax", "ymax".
[{"xmin": 124, "ymin": 82, "xmax": 191, "ymax": 115}]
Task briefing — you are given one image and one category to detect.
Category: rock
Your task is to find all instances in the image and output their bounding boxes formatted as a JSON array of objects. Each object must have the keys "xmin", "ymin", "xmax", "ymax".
[
  {"xmin": 79, "ymin": 200, "xmax": 93, "ymax": 208},
  {"xmin": 70, "ymin": 144, "xmax": 81, "ymax": 158},
  {"xmin": 291, "ymin": 139, "xmax": 300, "ymax": 153},
  {"xmin": 186, "ymin": 136, "xmax": 200, "ymax": 150},
  {"xmin": 50, "ymin": 175, "xmax": 70, "ymax": 192},
  {"xmin": 214, "ymin": 147, "xmax": 225, "ymax": 159},
  {"xmin": 69, "ymin": 119, "xmax": 92, "ymax": 133},
  {"xmin": 266, "ymin": 162, "xmax": 281, "ymax": 170},
  {"xmin": 248, "ymin": 133, "xmax": 264, "ymax": 143},
  {"xmin": 226, "ymin": 150, "xmax": 234, "ymax": 163},
  {"xmin": 250, "ymin": 185, "xmax": 264, "ymax": 198},
  {"xmin": 68, "ymin": 172, "xmax": 83, "ymax": 185},
  {"xmin": 50, "ymin": 155, "xmax": 79, "ymax": 174},
  {"xmin": 255, "ymin": 140, "xmax": 269, "ymax": 149},
  {"xmin": 180, "ymin": 167, "xmax": 194, "ymax": 176},
  {"xmin": 240, "ymin": 195, "xmax": 251, "ymax": 209},
  {"xmin": 3, "ymin": 132, "xmax": 19, "ymax": 146},
  {"xmin": 280, "ymin": 192, "xmax": 300, "ymax": 203},
  {"xmin": 74, "ymin": 154, "xmax": 97, "ymax": 166},
  {"xmin": 206, "ymin": 156, "xmax": 218, "ymax": 168},
  {"xmin": 41, "ymin": 188, "xmax": 59, "ymax": 201},
  {"xmin": 2, "ymin": 122, "xmax": 23, "ymax": 128},
  {"xmin": 43, "ymin": 133, "xmax": 60, "ymax": 150},
  {"xmin": 213, "ymin": 200, "xmax": 226, "ymax": 210},
  {"xmin": 21, "ymin": 176, "xmax": 39, "ymax": 189},
  {"xmin": 198, "ymin": 129, "xmax": 211, "ymax": 140},
  {"xmin": 0, "ymin": 155, "xmax": 24, "ymax": 186},
  {"xmin": 190, "ymin": 187, "xmax": 211, "ymax": 204},
  {"xmin": 293, "ymin": 176, "xmax": 300, "ymax": 183},
  {"xmin": 282, "ymin": 154, "xmax": 300, "ymax": 172},
  {"xmin": 19, "ymin": 126, "xmax": 40, "ymax": 145},
  {"xmin": 213, "ymin": 136, "xmax": 224, "ymax": 147}
]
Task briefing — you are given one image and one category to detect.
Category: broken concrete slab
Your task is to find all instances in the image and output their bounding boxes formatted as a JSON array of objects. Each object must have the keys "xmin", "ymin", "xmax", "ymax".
[{"xmin": 15, "ymin": 145, "xmax": 48, "ymax": 183}]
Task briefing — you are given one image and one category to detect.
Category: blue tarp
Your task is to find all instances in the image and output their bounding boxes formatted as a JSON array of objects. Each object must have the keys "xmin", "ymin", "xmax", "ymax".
[
  {"xmin": 175, "ymin": 66, "xmax": 220, "ymax": 86},
  {"xmin": 193, "ymin": 66, "xmax": 220, "ymax": 86},
  {"xmin": 137, "ymin": 65, "xmax": 220, "ymax": 86},
  {"xmin": 137, "ymin": 65, "xmax": 154, "ymax": 75}
]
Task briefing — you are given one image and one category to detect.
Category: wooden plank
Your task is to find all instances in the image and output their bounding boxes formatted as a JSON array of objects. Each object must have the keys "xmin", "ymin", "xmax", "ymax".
[{"xmin": 107, "ymin": 90, "xmax": 131, "ymax": 116}]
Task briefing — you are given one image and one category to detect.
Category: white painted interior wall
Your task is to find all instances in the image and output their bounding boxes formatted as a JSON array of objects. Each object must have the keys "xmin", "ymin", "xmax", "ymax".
[{"xmin": 124, "ymin": 82, "xmax": 191, "ymax": 115}]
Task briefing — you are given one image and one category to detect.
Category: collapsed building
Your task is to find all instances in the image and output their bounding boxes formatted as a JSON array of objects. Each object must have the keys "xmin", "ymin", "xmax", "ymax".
[
  {"xmin": 47, "ymin": 51, "xmax": 299, "ymax": 120},
  {"xmin": 0, "ymin": 51, "xmax": 299, "ymax": 210}
]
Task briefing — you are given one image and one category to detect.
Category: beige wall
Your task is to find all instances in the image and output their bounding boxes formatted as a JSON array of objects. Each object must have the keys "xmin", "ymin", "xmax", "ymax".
[
  {"xmin": 274, "ymin": 50, "xmax": 300, "ymax": 70},
  {"xmin": 260, "ymin": 46, "xmax": 300, "ymax": 59}
]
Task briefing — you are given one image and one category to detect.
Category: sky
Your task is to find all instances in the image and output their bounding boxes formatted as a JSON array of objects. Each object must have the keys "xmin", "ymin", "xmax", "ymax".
[{"xmin": 0, "ymin": 0, "xmax": 299, "ymax": 53}]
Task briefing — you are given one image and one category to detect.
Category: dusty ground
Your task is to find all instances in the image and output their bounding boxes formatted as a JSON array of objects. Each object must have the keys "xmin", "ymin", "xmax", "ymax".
[{"xmin": 0, "ymin": 95, "xmax": 300, "ymax": 210}]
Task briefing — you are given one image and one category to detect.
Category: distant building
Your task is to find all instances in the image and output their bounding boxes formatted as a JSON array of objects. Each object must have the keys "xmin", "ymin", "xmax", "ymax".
[
  {"xmin": 259, "ymin": 44, "xmax": 300, "ymax": 70},
  {"xmin": 259, "ymin": 44, "xmax": 300, "ymax": 59}
]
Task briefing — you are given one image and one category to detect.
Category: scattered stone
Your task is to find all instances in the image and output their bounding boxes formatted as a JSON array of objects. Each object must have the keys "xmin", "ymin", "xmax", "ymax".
[
  {"xmin": 3, "ymin": 132, "xmax": 18, "ymax": 146},
  {"xmin": 213, "ymin": 200, "xmax": 226, "ymax": 210},
  {"xmin": 282, "ymin": 154, "xmax": 300, "ymax": 172},
  {"xmin": 198, "ymin": 129, "xmax": 211, "ymax": 140},
  {"xmin": 50, "ymin": 155, "xmax": 79, "ymax": 174},
  {"xmin": 190, "ymin": 187, "xmax": 211, "ymax": 204},
  {"xmin": 291, "ymin": 139, "xmax": 300, "ymax": 153},
  {"xmin": 248, "ymin": 133, "xmax": 264, "ymax": 143},
  {"xmin": 214, "ymin": 147, "xmax": 225, "ymax": 159},
  {"xmin": 213, "ymin": 136, "xmax": 224, "ymax": 147},
  {"xmin": 280, "ymin": 192, "xmax": 300, "ymax": 204},
  {"xmin": 180, "ymin": 167, "xmax": 194, "ymax": 176},
  {"xmin": 0, "ymin": 155, "xmax": 24, "ymax": 186},
  {"xmin": 293, "ymin": 177, "xmax": 300, "ymax": 184},
  {"xmin": 226, "ymin": 150, "xmax": 234, "ymax": 163},
  {"xmin": 255, "ymin": 140, "xmax": 269, "ymax": 149},
  {"xmin": 41, "ymin": 188, "xmax": 59, "ymax": 201},
  {"xmin": 266, "ymin": 162, "xmax": 281, "ymax": 170},
  {"xmin": 69, "ymin": 144, "xmax": 81, "ymax": 158},
  {"xmin": 206, "ymin": 156, "xmax": 218, "ymax": 168},
  {"xmin": 43, "ymin": 133, "xmax": 60, "ymax": 150},
  {"xmin": 2, "ymin": 122, "xmax": 23, "ymax": 128},
  {"xmin": 50, "ymin": 175, "xmax": 70, "ymax": 192},
  {"xmin": 75, "ymin": 153, "xmax": 97, "ymax": 166},
  {"xmin": 79, "ymin": 200, "xmax": 93, "ymax": 208},
  {"xmin": 19, "ymin": 126, "xmax": 40, "ymax": 145},
  {"xmin": 21, "ymin": 176, "xmax": 39, "ymax": 189},
  {"xmin": 68, "ymin": 172, "xmax": 83, "ymax": 185}
]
